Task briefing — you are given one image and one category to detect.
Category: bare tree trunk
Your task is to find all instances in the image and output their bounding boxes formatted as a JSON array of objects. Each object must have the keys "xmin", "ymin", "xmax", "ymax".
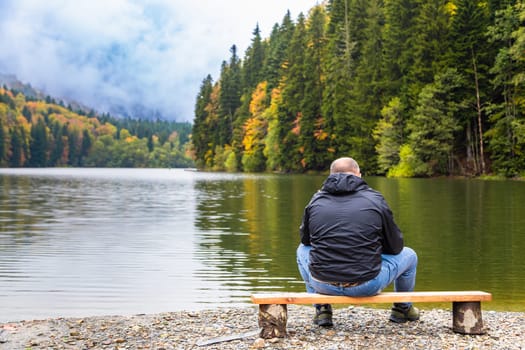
[
  {"xmin": 344, "ymin": 0, "xmax": 351, "ymax": 71},
  {"xmin": 466, "ymin": 120, "xmax": 478, "ymax": 174},
  {"xmin": 472, "ymin": 48, "xmax": 486, "ymax": 174}
]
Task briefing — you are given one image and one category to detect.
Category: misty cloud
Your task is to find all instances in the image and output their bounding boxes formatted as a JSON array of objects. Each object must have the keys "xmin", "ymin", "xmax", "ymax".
[{"xmin": 0, "ymin": 0, "xmax": 315, "ymax": 122}]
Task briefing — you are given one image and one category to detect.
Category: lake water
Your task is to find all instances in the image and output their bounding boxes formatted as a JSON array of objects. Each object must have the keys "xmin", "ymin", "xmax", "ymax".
[{"xmin": 0, "ymin": 168, "xmax": 524, "ymax": 322}]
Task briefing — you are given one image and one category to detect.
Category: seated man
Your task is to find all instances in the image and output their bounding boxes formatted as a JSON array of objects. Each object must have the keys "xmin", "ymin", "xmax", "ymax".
[{"xmin": 296, "ymin": 157, "xmax": 419, "ymax": 327}]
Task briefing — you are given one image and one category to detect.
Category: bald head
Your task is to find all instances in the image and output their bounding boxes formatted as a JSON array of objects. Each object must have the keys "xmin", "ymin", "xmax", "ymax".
[{"xmin": 330, "ymin": 157, "xmax": 361, "ymax": 176}]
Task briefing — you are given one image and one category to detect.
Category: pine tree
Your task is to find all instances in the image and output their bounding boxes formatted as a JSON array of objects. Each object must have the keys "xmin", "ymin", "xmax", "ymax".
[
  {"xmin": 485, "ymin": 2, "xmax": 525, "ymax": 176},
  {"xmin": 192, "ymin": 75, "xmax": 214, "ymax": 167},
  {"xmin": 0, "ymin": 120, "xmax": 6, "ymax": 165},
  {"xmin": 22, "ymin": 105, "xmax": 32, "ymax": 123},
  {"xmin": 263, "ymin": 12, "xmax": 296, "ymax": 90},
  {"xmin": 276, "ymin": 14, "xmax": 308, "ymax": 171},
  {"xmin": 49, "ymin": 121, "xmax": 66, "ymax": 166},
  {"xmin": 218, "ymin": 45, "xmax": 242, "ymax": 146},
  {"xmin": 448, "ymin": 0, "xmax": 492, "ymax": 174},
  {"xmin": 406, "ymin": 0, "xmax": 450, "ymax": 105},
  {"xmin": 80, "ymin": 129, "xmax": 92, "ymax": 166},
  {"xmin": 323, "ymin": 0, "xmax": 356, "ymax": 158},
  {"xmin": 9, "ymin": 127, "xmax": 25, "ymax": 167},
  {"xmin": 346, "ymin": 0, "xmax": 369, "ymax": 62},
  {"xmin": 405, "ymin": 69, "xmax": 462, "ymax": 176},
  {"xmin": 350, "ymin": 0, "xmax": 386, "ymax": 169},
  {"xmin": 68, "ymin": 130, "xmax": 79, "ymax": 166},
  {"xmin": 382, "ymin": 0, "xmax": 419, "ymax": 99},
  {"xmin": 242, "ymin": 25, "xmax": 266, "ymax": 91},
  {"xmin": 300, "ymin": 5, "xmax": 328, "ymax": 170},
  {"xmin": 29, "ymin": 118, "xmax": 48, "ymax": 167}
]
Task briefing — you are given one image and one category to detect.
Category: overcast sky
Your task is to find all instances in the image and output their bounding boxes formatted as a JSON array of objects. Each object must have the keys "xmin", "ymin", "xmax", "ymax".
[{"xmin": 0, "ymin": 0, "xmax": 318, "ymax": 122}]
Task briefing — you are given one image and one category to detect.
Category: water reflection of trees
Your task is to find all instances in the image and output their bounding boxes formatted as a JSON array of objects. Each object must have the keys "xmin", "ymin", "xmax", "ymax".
[
  {"xmin": 370, "ymin": 176, "xmax": 525, "ymax": 311},
  {"xmin": 0, "ymin": 175, "xmax": 54, "ymax": 246},
  {"xmin": 192, "ymin": 175, "xmax": 525, "ymax": 311},
  {"xmin": 193, "ymin": 175, "xmax": 325, "ymax": 293}
]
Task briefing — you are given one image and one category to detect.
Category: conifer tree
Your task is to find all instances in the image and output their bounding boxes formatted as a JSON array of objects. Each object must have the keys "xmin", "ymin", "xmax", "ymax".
[
  {"xmin": 49, "ymin": 122, "xmax": 66, "ymax": 166},
  {"xmin": 406, "ymin": 0, "xmax": 450, "ymax": 105},
  {"xmin": 218, "ymin": 45, "xmax": 242, "ymax": 146},
  {"xmin": 263, "ymin": 12, "xmax": 296, "ymax": 90},
  {"xmin": 29, "ymin": 118, "xmax": 48, "ymax": 167},
  {"xmin": 448, "ymin": 0, "xmax": 492, "ymax": 174},
  {"xmin": 276, "ymin": 14, "xmax": 308, "ymax": 171},
  {"xmin": 300, "ymin": 5, "xmax": 328, "ymax": 170},
  {"xmin": 0, "ymin": 120, "xmax": 6, "ymax": 165},
  {"xmin": 345, "ymin": 0, "xmax": 369, "ymax": 62},
  {"xmin": 242, "ymin": 25, "xmax": 266, "ymax": 91},
  {"xmin": 80, "ymin": 129, "xmax": 92, "ymax": 165},
  {"xmin": 485, "ymin": 1, "xmax": 525, "ymax": 176},
  {"xmin": 68, "ymin": 130, "xmax": 80, "ymax": 166},
  {"xmin": 192, "ymin": 75, "xmax": 213, "ymax": 166},
  {"xmin": 405, "ymin": 69, "xmax": 462, "ymax": 176},
  {"xmin": 381, "ymin": 0, "xmax": 419, "ymax": 99},
  {"xmin": 22, "ymin": 105, "xmax": 32, "ymax": 123},
  {"xmin": 323, "ymin": 0, "xmax": 356, "ymax": 157},
  {"xmin": 9, "ymin": 127, "xmax": 25, "ymax": 167},
  {"xmin": 350, "ymin": 0, "xmax": 386, "ymax": 169}
]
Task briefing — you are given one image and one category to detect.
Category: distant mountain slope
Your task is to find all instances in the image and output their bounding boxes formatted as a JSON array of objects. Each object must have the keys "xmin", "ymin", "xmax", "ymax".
[
  {"xmin": 0, "ymin": 73, "xmax": 95, "ymax": 116},
  {"xmin": 0, "ymin": 73, "xmax": 183, "ymax": 121},
  {"xmin": 0, "ymin": 85, "xmax": 194, "ymax": 168}
]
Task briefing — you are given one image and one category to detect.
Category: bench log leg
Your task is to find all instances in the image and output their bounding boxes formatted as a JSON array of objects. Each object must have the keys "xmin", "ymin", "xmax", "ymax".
[
  {"xmin": 452, "ymin": 301, "xmax": 485, "ymax": 335},
  {"xmin": 258, "ymin": 304, "xmax": 287, "ymax": 338}
]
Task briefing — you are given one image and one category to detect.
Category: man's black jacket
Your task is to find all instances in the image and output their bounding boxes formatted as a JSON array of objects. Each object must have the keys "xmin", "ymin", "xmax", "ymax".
[{"xmin": 300, "ymin": 173, "xmax": 404, "ymax": 283}]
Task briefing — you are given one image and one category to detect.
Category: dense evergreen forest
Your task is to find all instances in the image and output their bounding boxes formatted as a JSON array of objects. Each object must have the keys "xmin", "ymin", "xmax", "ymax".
[
  {"xmin": 0, "ymin": 88, "xmax": 193, "ymax": 168},
  {"xmin": 191, "ymin": 0, "xmax": 525, "ymax": 177}
]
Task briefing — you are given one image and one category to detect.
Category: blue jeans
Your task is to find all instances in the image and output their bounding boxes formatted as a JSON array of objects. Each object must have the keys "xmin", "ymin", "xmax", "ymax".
[{"xmin": 296, "ymin": 243, "xmax": 418, "ymax": 308}]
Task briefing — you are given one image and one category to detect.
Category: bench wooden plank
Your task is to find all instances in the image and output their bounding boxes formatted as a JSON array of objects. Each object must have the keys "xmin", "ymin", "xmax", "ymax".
[
  {"xmin": 252, "ymin": 291, "xmax": 492, "ymax": 338},
  {"xmin": 251, "ymin": 291, "xmax": 492, "ymax": 305}
]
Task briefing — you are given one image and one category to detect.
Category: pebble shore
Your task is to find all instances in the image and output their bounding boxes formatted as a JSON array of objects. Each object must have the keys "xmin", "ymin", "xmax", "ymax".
[{"xmin": 1, "ymin": 305, "xmax": 524, "ymax": 349}]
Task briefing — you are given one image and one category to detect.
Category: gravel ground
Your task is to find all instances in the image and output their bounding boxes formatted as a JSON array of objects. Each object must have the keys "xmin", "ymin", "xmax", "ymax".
[{"xmin": 1, "ymin": 305, "xmax": 524, "ymax": 349}]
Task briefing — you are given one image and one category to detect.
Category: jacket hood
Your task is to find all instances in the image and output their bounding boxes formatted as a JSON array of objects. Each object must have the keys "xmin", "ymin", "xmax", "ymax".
[{"xmin": 321, "ymin": 173, "xmax": 367, "ymax": 194}]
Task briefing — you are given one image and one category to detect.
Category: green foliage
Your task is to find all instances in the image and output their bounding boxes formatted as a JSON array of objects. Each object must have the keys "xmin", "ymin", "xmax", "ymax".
[
  {"xmin": 406, "ymin": 0, "xmax": 451, "ymax": 104},
  {"xmin": 388, "ymin": 144, "xmax": 418, "ymax": 177},
  {"xmin": 373, "ymin": 97, "xmax": 404, "ymax": 174},
  {"xmin": 241, "ymin": 150, "xmax": 265, "ymax": 172},
  {"xmin": 381, "ymin": 0, "xmax": 418, "ymax": 98},
  {"xmin": 218, "ymin": 45, "xmax": 242, "ymax": 146},
  {"xmin": 0, "ymin": 119, "xmax": 6, "ymax": 165},
  {"xmin": 322, "ymin": 0, "xmax": 357, "ymax": 158},
  {"xmin": 263, "ymin": 12, "xmax": 296, "ymax": 90},
  {"xmin": 484, "ymin": 1, "xmax": 525, "ymax": 177},
  {"xmin": 277, "ymin": 14, "xmax": 308, "ymax": 172},
  {"xmin": 28, "ymin": 117, "xmax": 48, "ymax": 167},
  {"xmin": 242, "ymin": 25, "xmax": 266, "ymax": 91},
  {"xmin": 300, "ymin": 5, "xmax": 329, "ymax": 171},
  {"xmin": 224, "ymin": 149, "xmax": 238, "ymax": 172},
  {"xmin": 407, "ymin": 69, "xmax": 462, "ymax": 176},
  {"xmin": 212, "ymin": 145, "xmax": 228, "ymax": 171}
]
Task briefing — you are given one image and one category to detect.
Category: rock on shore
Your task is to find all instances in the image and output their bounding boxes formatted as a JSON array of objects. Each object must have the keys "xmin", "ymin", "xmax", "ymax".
[{"xmin": 1, "ymin": 305, "xmax": 524, "ymax": 349}]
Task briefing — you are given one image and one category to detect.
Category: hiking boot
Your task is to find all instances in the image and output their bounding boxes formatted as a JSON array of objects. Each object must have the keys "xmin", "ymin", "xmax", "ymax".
[
  {"xmin": 313, "ymin": 304, "xmax": 333, "ymax": 327},
  {"xmin": 389, "ymin": 304, "xmax": 420, "ymax": 323}
]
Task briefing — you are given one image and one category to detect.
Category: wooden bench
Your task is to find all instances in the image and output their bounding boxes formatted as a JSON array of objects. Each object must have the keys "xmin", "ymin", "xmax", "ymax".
[{"xmin": 251, "ymin": 291, "xmax": 492, "ymax": 338}]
